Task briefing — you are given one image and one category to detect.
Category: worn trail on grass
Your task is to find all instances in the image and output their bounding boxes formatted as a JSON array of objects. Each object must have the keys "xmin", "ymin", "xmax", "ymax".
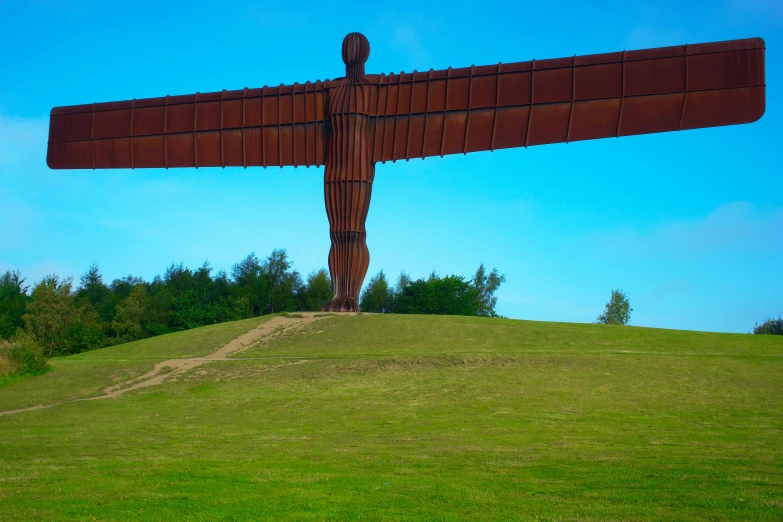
[{"xmin": 0, "ymin": 313, "xmax": 329, "ymax": 416}]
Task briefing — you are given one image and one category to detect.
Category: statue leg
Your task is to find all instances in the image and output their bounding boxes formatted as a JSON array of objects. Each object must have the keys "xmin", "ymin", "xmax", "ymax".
[{"xmin": 321, "ymin": 178, "xmax": 373, "ymax": 312}]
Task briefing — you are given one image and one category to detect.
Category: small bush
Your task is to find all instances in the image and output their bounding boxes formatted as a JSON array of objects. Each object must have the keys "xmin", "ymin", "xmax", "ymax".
[
  {"xmin": 0, "ymin": 350, "xmax": 10, "ymax": 376},
  {"xmin": 753, "ymin": 317, "xmax": 783, "ymax": 335},
  {"xmin": 0, "ymin": 339, "xmax": 49, "ymax": 377}
]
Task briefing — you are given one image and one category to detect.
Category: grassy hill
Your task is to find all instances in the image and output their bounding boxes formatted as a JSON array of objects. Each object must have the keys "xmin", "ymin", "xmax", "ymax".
[{"xmin": 0, "ymin": 314, "xmax": 781, "ymax": 520}]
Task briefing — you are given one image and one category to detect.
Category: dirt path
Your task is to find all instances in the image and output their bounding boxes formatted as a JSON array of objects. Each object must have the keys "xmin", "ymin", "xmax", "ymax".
[{"xmin": 0, "ymin": 313, "xmax": 329, "ymax": 416}]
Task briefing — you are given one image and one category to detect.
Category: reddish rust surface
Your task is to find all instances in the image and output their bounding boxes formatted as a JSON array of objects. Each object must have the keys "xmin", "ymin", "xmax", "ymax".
[
  {"xmin": 47, "ymin": 36, "xmax": 765, "ymax": 170},
  {"xmin": 320, "ymin": 33, "xmax": 374, "ymax": 312},
  {"xmin": 46, "ymin": 34, "xmax": 766, "ymax": 311}
]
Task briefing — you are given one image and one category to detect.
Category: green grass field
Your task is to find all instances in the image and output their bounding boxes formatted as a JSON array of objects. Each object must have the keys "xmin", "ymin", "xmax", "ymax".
[{"xmin": 0, "ymin": 314, "xmax": 781, "ymax": 521}]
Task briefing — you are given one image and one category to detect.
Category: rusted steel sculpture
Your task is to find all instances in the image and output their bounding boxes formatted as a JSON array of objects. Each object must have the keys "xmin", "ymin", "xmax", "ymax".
[{"xmin": 47, "ymin": 33, "xmax": 766, "ymax": 312}]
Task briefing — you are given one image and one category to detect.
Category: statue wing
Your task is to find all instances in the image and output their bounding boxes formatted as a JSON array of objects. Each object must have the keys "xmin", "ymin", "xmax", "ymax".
[
  {"xmin": 47, "ymin": 81, "xmax": 331, "ymax": 169},
  {"xmin": 368, "ymin": 37, "xmax": 765, "ymax": 163}
]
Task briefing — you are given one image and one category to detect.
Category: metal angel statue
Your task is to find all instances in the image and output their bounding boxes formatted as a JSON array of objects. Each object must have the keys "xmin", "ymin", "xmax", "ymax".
[{"xmin": 47, "ymin": 32, "xmax": 766, "ymax": 311}]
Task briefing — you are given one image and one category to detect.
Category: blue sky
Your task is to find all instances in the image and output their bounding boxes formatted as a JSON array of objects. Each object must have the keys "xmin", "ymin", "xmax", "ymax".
[{"xmin": 1, "ymin": 0, "xmax": 780, "ymax": 332}]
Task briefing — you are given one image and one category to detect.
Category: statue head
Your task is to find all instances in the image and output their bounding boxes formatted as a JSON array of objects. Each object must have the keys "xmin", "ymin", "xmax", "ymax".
[{"xmin": 342, "ymin": 32, "xmax": 370, "ymax": 79}]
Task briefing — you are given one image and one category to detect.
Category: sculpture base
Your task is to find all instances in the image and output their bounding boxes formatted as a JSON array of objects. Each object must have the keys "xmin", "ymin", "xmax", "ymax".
[{"xmin": 320, "ymin": 297, "xmax": 360, "ymax": 312}]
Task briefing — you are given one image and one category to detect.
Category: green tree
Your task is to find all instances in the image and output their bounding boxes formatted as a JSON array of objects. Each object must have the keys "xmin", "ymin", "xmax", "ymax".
[
  {"xmin": 22, "ymin": 275, "xmax": 78, "ymax": 357},
  {"xmin": 300, "ymin": 269, "xmax": 332, "ymax": 311},
  {"xmin": 753, "ymin": 316, "xmax": 783, "ymax": 335},
  {"xmin": 167, "ymin": 261, "xmax": 228, "ymax": 330},
  {"xmin": 210, "ymin": 269, "xmax": 232, "ymax": 305},
  {"xmin": 170, "ymin": 289, "xmax": 227, "ymax": 330},
  {"xmin": 389, "ymin": 271, "xmax": 411, "ymax": 312},
  {"xmin": 393, "ymin": 275, "xmax": 480, "ymax": 316},
  {"xmin": 231, "ymin": 253, "xmax": 269, "ymax": 316},
  {"xmin": 112, "ymin": 285, "xmax": 149, "ymax": 342},
  {"xmin": 473, "ymin": 263, "xmax": 506, "ymax": 317},
  {"xmin": 77, "ymin": 263, "xmax": 110, "ymax": 309},
  {"xmin": 395, "ymin": 271, "xmax": 411, "ymax": 293},
  {"xmin": 70, "ymin": 264, "xmax": 111, "ymax": 351},
  {"xmin": 360, "ymin": 270, "xmax": 393, "ymax": 313},
  {"xmin": 110, "ymin": 275, "xmax": 145, "ymax": 300},
  {"xmin": 262, "ymin": 249, "xmax": 302, "ymax": 314},
  {"xmin": 104, "ymin": 275, "xmax": 145, "ymax": 328},
  {"xmin": 0, "ymin": 270, "xmax": 29, "ymax": 339},
  {"xmin": 59, "ymin": 305, "xmax": 105, "ymax": 355},
  {"xmin": 227, "ymin": 295, "xmax": 253, "ymax": 320},
  {"xmin": 596, "ymin": 289, "xmax": 632, "ymax": 325},
  {"xmin": 143, "ymin": 276, "xmax": 174, "ymax": 335},
  {"xmin": 163, "ymin": 263, "xmax": 195, "ymax": 297}
]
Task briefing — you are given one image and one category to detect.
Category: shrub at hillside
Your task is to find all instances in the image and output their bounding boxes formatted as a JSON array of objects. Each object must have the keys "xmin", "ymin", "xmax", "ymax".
[
  {"xmin": 0, "ymin": 338, "xmax": 48, "ymax": 378},
  {"xmin": 753, "ymin": 317, "xmax": 783, "ymax": 335}
]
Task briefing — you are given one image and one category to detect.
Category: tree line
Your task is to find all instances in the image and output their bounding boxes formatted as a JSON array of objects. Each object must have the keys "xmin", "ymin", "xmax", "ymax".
[
  {"xmin": 0, "ymin": 249, "xmax": 505, "ymax": 363},
  {"xmin": 359, "ymin": 266, "xmax": 505, "ymax": 317}
]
